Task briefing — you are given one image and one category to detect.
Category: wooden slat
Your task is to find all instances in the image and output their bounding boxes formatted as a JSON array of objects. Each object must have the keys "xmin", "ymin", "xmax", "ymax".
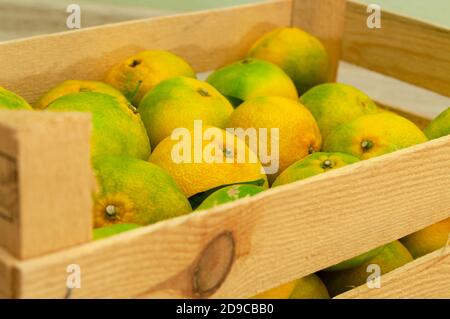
[
  {"xmin": 343, "ymin": 1, "xmax": 450, "ymax": 97},
  {"xmin": 292, "ymin": 0, "xmax": 347, "ymax": 81},
  {"xmin": 0, "ymin": 248, "xmax": 15, "ymax": 298},
  {"xmin": 0, "ymin": 0, "xmax": 291, "ymax": 104},
  {"xmin": 0, "ymin": 111, "xmax": 93, "ymax": 259},
  {"xmin": 11, "ymin": 135, "xmax": 450, "ymax": 298},
  {"xmin": 336, "ymin": 247, "xmax": 450, "ymax": 298}
]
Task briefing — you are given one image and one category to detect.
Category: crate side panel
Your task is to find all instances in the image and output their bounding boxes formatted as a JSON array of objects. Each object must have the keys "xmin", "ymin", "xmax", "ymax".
[
  {"xmin": 335, "ymin": 248, "xmax": 450, "ymax": 298},
  {"xmin": 343, "ymin": 1, "xmax": 450, "ymax": 97},
  {"xmin": 0, "ymin": 124, "xmax": 20, "ymax": 256},
  {"xmin": 218, "ymin": 138, "xmax": 450, "ymax": 298},
  {"xmin": 12, "ymin": 135, "xmax": 450, "ymax": 298},
  {"xmin": 0, "ymin": 248, "xmax": 15, "ymax": 298},
  {"xmin": 0, "ymin": 1, "xmax": 291, "ymax": 104},
  {"xmin": 0, "ymin": 111, "xmax": 93, "ymax": 259}
]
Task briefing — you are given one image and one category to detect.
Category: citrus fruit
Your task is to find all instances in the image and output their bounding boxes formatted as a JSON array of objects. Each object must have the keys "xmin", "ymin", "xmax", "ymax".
[
  {"xmin": 149, "ymin": 125, "xmax": 268, "ymax": 199},
  {"xmin": 206, "ymin": 58, "xmax": 298, "ymax": 107},
  {"xmin": 247, "ymin": 27, "xmax": 329, "ymax": 94},
  {"xmin": 253, "ymin": 274, "xmax": 329, "ymax": 299},
  {"xmin": 324, "ymin": 245, "xmax": 386, "ymax": 272},
  {"xmin": 323, "ymin": 113, "xmax": 428, "ymax": 160},
  {"xmin": 93, "ymin": 155, "xmax": 191, "ymax": 227},
  {"xmin": 46, "ymin": 92, "xmax": 150, "ymax": 159},
  {"xmin": 93, "ymin": 223, "xmax": 141, "ymax": 240},
  {"xmin": 320, "ymin": 240, "xmax": 413, "ymax": 297},
  {"xmin": 400, "ymin": 217, "xmax": 450, "ymax": 259},
  {"xmin": 253, "ymin": 281, "xmax": 296, "ymax": 299},
  {"xmin": 300, "ymin": 83, "xmax": 380, "ymax": 140},
  {"xmin": 139, "ymin": 76, "xmax": 233, "ymax": 148},
  {"xmin": 0, "ymin": 87, "xmax": 32, "ymax": 110},
  {"xmin": 105, "ymin": 50, "xmax": 196, "ymax": 105},
  {"xmin": 35, "ymin": 80, "xmax": 129, "ymax": 110},
  {"xmin": 227, "ymin": 96, "xmax": 321, "ymax": 182},
  {"xmin": 424, "ymin": 107, "xmax": 450, "ymax": 139},
  {"xmin": 196, "ymin": 184, "xmax": 265, "ymax": 211},
  {"xmin": 273, "ymin": 152, "xmax": 360, "ymax": 187}
]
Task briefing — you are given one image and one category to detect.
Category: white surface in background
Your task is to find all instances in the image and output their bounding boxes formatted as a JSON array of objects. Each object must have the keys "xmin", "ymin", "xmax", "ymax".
[
  {"xmin": 338, "ymin": 61, "xmax": 450, "ymax": 119},
  {"xmin": 197, "ymin": 72, "xmax": 211, "ymax": 81}
]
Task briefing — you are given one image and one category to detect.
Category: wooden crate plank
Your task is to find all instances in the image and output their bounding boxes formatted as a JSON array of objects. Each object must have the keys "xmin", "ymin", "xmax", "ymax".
[
  {"xmin": 0, "ymin": 111, "xmax": 92, "ymax": 259},
  {"xmin": 343, "ymin": 1, "xmax": 450, "ymax": 97},
  {"xmin": 336, "ymin": 247, "xmax": 450, "ymax": 298},
  {"xmin": 292, "ymin": 0, "xmax": 347, "ymax": 81},
  {"xmin": 0, "ymin": 248, "xmax": 15, "ymax": 298},
  {"xmin": 0, "ymin": 0, "xmax": 291, "ymax": 104},
  {"xmin": 12, "ymin": 135, "xmax": 450, "ymax": 298}
]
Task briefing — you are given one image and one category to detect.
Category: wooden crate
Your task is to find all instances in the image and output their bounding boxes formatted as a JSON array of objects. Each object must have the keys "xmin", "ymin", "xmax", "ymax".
[{"xmin": 0, "ymin": 0, "xmax": 449, "ymax": 298}]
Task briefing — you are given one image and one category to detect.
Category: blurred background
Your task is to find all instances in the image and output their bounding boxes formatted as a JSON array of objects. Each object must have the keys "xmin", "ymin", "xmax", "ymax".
[{"xmin": 0, "ymin": 0, "xmax": 449, "ymax": 42}]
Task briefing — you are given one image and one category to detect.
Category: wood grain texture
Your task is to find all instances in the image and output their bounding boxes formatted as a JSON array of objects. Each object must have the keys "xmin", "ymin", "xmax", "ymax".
[
  {"xmin": 0, "ymin": 0, "xmax": 291, "ymax": 104},
  {"xmin": 0, "ymin": 111, "xmax": 93, "ymax": 259},
  {"xmin": 0, "ymin": 248, "xmax": 15, "ymax": 298},
  {"xmin": 11, "ymin": 135, "xmax": 450, "ymax": 298},
  {"xmin": 0, "ymin": 124, "xmax": 18, "ymax": 226},
  {"xmin": 343, "ymin": 1, "xmax": 450, "ymax": 97},
  {"xmin": 0, "ymin": 0, "xmax": 449, "ymax": 298},
  {"xmin": 336, "ymin": 247, "xmax": 450, "ymax": 298},
  {"xmin": 292, "ymin": 0, "xmax": 347, "ymax": 81}
]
